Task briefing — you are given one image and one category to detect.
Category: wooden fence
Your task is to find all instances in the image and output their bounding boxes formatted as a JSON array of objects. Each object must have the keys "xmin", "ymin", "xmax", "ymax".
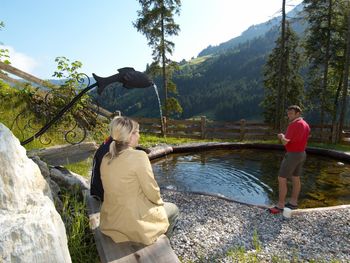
[{"xmin": 134, "ymin": 116, "xmax": 350, "ymax": 143}]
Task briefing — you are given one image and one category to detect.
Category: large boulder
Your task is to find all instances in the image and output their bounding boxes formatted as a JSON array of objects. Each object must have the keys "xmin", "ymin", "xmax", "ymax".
[{"xmin": 0, "ymin": 123, "xmax": 71, "ymax": 262}]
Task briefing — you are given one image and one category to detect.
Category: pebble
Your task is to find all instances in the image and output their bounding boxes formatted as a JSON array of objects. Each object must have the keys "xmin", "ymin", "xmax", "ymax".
[{"xmin": 162, "ymin": 190, "xmax": 350, "ymax": 262}]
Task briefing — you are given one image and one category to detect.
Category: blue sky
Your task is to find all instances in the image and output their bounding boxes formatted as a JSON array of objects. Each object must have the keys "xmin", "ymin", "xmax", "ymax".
[{"xmin": 1, "ymin": 0, "xmax": 302, "ymax": 80}]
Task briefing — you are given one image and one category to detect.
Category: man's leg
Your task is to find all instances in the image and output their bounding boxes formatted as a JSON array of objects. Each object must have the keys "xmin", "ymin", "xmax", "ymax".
[
  {"xmin": 163, "ymin": 202, "xmax": 179, "ymax": 238},
  {"xmin": 289, "ymin": 152, "xmax": 305, "ymax": 207},
  {"xmin": 290, "ymin": 176, "xmax": 301, "ymax": 206},
  {"xmin": 277, "ymin": 176, "xmax": 288, "ymax": 208}
]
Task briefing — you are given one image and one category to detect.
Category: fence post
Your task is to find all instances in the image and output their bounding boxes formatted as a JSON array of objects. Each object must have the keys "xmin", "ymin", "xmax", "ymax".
[
  {"xmin": 201, "ymin": 116, "xmax": 206, "ymax": 139},
  {"xmin": 331, "ymin": 123, "xmax": 339, "ymax": 143},
  {"xmin": 240, "ymin": 119, "xmax": 246, "ymax": 141},
  {"xmin": 162, "ymin": 116, "xmax": 167, "ymax": 137}
]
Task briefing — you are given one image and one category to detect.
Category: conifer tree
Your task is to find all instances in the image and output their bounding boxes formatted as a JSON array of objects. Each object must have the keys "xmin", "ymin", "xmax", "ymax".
[
  {"xmin": 134, "ymin": 0, "xmax": 182, "ymax": 120},
  {"xmin": 304, "ymin": 0, "xmax": 348, "ymax": 141},
  {"xmin": 304, "ymin": 0, "xmax": 334, "ymax": 127},
  {"xmin": 262, "ymin": 22, "xmax": 304, "ymax": 128}
]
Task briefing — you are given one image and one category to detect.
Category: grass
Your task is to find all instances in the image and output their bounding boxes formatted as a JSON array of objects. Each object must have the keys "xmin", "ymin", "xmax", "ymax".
[
  {"xmin": 65, "ymin": 157, "xmax": 94, "ymax": 177},
  {"xmin": 60, "ymin": 187, "xmax": 99, "ymax": 263}
]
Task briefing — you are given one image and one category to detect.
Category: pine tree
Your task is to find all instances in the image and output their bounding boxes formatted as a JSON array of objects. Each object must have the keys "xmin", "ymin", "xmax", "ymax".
[
  {"xmin": 303, "ymin": 0, "xmax": 342, "ymax": 123},
  {"xmin": 134, "ymin": 0, "xmax": 182, "ymax": 121},
  {"xmin": 262, "ymin": 22, "xmax": 304, "ymax": 128},
  {"xmin": 304, "ymin": 0, "xmax": 348, "ymax": 141}
]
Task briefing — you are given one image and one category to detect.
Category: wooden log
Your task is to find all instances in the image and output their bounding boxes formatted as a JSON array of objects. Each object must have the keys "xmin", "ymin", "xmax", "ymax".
[
  {"xmin": 207, "ymin": 120, "xmax": 241, "ymax": 126},
  {"xmin": 207, "ymin": 123, "xmax": 241, "ymax": 129},
  {"xmin": 88, "ymin": 104, "xmax": 114, "ymax": 118},
  {"xmin": 201, "ymin": 116, "xmax": 206, "ymax": 139},
  {"xmin": 240, "ymin": 119, "xmax": 246, "ymax": 141},
  {"xmin": 83, "ymin": 190, "xmax": 180, "ymax": 263},
  {"xmin": 0, "ymin": 61, "xmax": 55, "ymax": 88},
  {"xmin": 167, "ymin": 127, "xmax": 201, "ymax": 132},
  {"xmin": 0, "ymin": 71, "xmax": 23, "ymax": 85},
  {"xmin": 166, "ymin": 119, "xmax": 200, "ymax": 125},
  {"xmin": 134, "ymin": 117, "xmax": 161, "ymax": 123},
  {"xmin": 206, "ymin": 127, "xmax": 241, "ymax": 132},
  {"xmin": 28, "ymin": 142, "xmax": 98, "ymax": 166}
]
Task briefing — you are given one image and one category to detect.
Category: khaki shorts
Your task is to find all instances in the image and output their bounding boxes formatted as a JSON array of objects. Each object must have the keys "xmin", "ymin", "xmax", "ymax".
[{"xmin": 278, "ymin": 152, "xmax": 306, "ymax": 178}]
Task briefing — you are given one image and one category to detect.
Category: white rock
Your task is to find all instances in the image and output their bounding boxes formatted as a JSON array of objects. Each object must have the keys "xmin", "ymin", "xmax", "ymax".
[{"xmin": 0, "ymin": 123, "xmax": 71, "ymax": 263}]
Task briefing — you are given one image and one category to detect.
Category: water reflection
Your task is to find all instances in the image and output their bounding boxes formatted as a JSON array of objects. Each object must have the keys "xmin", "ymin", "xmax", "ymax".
[{"xmin": 151, "ymin": 149, "xmax": 350, "ymax": 208}]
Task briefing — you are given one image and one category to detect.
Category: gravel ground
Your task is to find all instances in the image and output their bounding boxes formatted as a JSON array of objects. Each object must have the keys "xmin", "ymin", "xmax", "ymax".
[{"xmin": 161, "ymin": 190, "xmax": 350, "ymax": 263}]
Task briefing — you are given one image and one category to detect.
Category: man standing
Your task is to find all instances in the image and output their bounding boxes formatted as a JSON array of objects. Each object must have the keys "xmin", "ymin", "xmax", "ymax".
[{"xmin": 269, "ymin": 105, "xmax": 310, "ymax": 214}]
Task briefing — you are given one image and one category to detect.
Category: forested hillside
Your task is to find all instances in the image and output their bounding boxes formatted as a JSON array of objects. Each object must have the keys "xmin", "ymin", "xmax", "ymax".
[
  {"xmin": 198, "ymin": 4, "xmax": 304, "ymax": 57},
  {"xmin": 94, "ymin": 5, "xmax": 305, "ymax": 121}
]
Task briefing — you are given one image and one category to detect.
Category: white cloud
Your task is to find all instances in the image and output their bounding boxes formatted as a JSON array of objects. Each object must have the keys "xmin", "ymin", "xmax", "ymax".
[{"xmin": 1, "ymin": 45, "xmax": 38, "ymax": 75}]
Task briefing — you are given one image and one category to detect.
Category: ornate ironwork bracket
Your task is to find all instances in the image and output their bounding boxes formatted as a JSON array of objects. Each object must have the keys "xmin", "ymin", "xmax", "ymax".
[{"xmin": 21, "ymin": 67, "xmax": 154, "ymax": 146}]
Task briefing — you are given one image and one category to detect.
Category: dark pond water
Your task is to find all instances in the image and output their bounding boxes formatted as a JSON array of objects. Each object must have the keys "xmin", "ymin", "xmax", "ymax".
[{"xmin": 151, "ymin": 149, "xmax": 350, "ymax": 208}]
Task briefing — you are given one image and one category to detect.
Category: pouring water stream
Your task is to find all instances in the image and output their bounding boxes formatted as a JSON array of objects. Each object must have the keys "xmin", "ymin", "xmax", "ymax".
[{"xmin": 153, "ymin": 84, "xmax": 164, "ymax": 134}]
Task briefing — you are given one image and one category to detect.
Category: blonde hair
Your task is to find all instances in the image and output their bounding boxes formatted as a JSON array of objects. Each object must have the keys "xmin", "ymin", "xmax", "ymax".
[{"xmin": 107, "ymin": 116, "xmax": 139, "ymax": 161}]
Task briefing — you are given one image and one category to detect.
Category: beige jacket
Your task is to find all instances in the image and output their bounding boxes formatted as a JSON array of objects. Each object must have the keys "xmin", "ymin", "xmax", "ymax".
[{"xmin": 100, "ymin": 147, "xmax": 169, "ymax": 245}]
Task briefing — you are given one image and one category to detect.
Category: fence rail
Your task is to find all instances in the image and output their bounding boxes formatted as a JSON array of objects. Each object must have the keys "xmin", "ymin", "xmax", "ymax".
[{"xmin": 134, "ymin": 116, "xmax": 350, "ymax": 144}]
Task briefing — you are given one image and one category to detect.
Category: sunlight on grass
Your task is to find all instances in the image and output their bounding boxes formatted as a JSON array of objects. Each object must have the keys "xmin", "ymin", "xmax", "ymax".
[{"xmin": 64, "ymin": 157, "xmax": 93, "ymax": 178}]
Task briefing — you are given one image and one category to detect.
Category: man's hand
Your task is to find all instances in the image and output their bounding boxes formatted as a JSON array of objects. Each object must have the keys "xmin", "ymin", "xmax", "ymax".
[{"xmin": 277, "ymin": 133, "xmax": 290, "ymax": 145}]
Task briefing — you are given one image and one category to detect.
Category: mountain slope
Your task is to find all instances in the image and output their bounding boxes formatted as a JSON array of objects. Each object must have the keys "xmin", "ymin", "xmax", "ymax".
[
  {"xmin": 96, "ymin": 4, "xmax": 306, "ymax": 121},
  {"xmin": 198, "ymin": 3, "xmax": 304, "ymax": 57}
]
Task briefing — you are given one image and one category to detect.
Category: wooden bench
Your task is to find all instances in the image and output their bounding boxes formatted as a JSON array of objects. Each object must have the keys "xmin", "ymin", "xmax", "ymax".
[{"xmin": 83, "ymin": 190, "xmax": 180, "ymax": 263}]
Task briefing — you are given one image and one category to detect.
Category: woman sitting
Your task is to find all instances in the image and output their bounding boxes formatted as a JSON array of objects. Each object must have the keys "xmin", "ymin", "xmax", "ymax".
[{"xmin": 100, "ymin": 116, "xmax": 179, "ymax": 245}]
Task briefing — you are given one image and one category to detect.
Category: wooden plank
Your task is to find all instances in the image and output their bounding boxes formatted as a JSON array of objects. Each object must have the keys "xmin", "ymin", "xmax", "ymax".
[
  {"xmin": 111, "ymin": 236, "xmax": 180, "ymax": 263},
  {"xmin": 206, "ymin": 127, "xmax": 241, "ymax": 132},
  {"xmin": 139, "ymin": 123, "xmax": 161, "ymax": 128},
  {"xmin": 243, "ymin": 122, "xmax": 270, "ymax": 127},
  {"xmin": 28, "ymin": 142, "xmax": 98, "ymax": 166},
  {"xmin": 0, "ymin": 71, "xmax": 23, "ymax": 85},
  {"xmin": 83, "ymin": 191, "xmax": 180, "ymax": 263},
  {"xmin": 207, "ymin": 120, "xmax": 241, "ymax": 126},
  {"xmin": 0, "ymin": 61, "xmax": 56, "ymax": 88},
  {"xmin": 88, "ymin": 104, "xmax": 114, "ymax": 118},
  {"xmin": 167, "ymin": 119, "xmax": 200, "ymax": 125},
  {"xmin": 167, "ymin": 127, "xmax": 201, "ymax": 132},
  {"xmin": 134, "ymin": 117, "xmax": 161, "ymax": 123},
  {"xmin": 207, "ymin": 123, "xmax": 241, "ymax": 129}
]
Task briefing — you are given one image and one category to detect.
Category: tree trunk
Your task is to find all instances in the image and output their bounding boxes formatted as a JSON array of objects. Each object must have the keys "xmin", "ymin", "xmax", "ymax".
[
  {"xmin": 275, "ymin": 0, "xmax": 286, "ymax": 131},
  {"xmin": 331, "ymin": 76, "xmax": 343, "ymax": 143},
  {"xmin": 160, "ymin": 2, "xmax": 167, "ymax": 114},
  {"xmin": 320, "ymin": 0, "xmax": 333, "ymax": 132},
  {"xmin": 161, "ymin": 4, "xmax": 167, "ymax": 136},
  {"xmin": 338, "ymin": 2, "xmax": 350, "ymax": 142}
]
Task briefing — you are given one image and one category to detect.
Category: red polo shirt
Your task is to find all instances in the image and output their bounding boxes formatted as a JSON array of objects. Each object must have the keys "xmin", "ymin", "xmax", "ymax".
[{"xmin": 285, "ymin": 118, "xmax": 310, "ymax": 152}]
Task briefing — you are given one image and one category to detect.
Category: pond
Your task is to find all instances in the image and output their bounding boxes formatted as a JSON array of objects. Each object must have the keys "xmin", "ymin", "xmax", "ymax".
[{"xmin": 151, "ymin": 149, "xmax": 350, "ymax": 208}]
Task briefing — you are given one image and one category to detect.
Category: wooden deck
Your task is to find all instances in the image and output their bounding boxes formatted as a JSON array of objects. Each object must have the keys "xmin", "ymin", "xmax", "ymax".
[{"xmin": 83, "ymin": 190, "xmax": 180, "ymax": 263}]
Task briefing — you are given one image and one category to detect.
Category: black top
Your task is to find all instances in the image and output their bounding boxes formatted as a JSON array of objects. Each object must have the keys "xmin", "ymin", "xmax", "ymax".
[{"xmin": 90, "ymin": 137, "xmax": 112, "ymax": 201}]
